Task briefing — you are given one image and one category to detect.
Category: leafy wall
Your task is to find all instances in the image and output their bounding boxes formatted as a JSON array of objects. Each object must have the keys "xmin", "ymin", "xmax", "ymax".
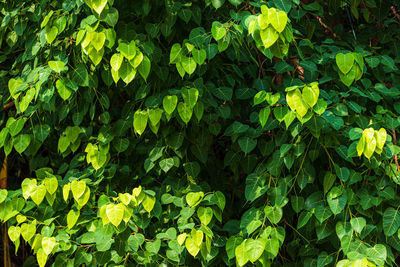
[{"xmin": 1, "ymin": 0, "xmax": 400, "ymax": 266}]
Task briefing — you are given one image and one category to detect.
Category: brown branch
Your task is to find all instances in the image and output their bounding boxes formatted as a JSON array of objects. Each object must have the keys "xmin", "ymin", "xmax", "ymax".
[
  {"xmin": 391, "ymin": 6, "xmax": 400, "ymax": 23},
  {"xmin": 391, "ymin": 129, "xmax": 400, "ymax": 171},
  {"xmin": 1, "ymin": 157, "xmax": 11, "ymax": 267},
  {"xmin": 315, "ymin": 15, "xmax": 341, "ymax": 40},
  {"xmin": 3, "ymin": 101, "xmax": 14, "ymax": 111}
]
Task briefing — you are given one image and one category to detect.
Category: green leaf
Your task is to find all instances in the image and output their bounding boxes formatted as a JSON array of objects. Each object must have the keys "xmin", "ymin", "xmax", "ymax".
[
  {"xmin": 259, "ymin": 107, "xmax": 271, "ymax": 127},
  {"xmin": 260, "ymin": 27, "xmax": 279, "ymax": 48},
  {"xmin": 186, "ymin": 192, "xmax": 204, "ymax": 207},
  {"xmin": 163, "ymin": 95, "xmax": 178, "ymax": 115},
  {"xmin": 89, "ymin": 0, "xmax": 108, "ymax": 14},
  {"xmin": 33, "ymin": 124, "xmax": 51, "ymax": 143},
  {"xmin": 119, "ymin": 41, "xmax": 136, "ymax": 60},
  {"xmin": 72, "ymin": 64, "xmax": 89, "ymax": 87},
  {"xmin": 110, "ymin": 53, "xmax": 124, "ymax": 71},
  {"xmin": 159, "ymin": 158, "xmax": 174, "ymax": 173},
  {"xmin": 43, "ymin": 177, "xmax": 58, "ymax": 194},
  {"xmin": 56, "ymin": 79, "xmax": 72, "ymax": 100},
  {"xmin": 302, "ymin": 85, "xmax": 319, "ymax": 108},
  {"xmin": 91, "ymin": 32, "xmax": 106, "ymax": 51},
  {"xmin": 336, "ymin": 53, "xmax": 354, "ymax": 74},
  {"xmin": 339, "ymin": 66, "xmax": 356, "ymax": 87},
  {"xmin": 238, "ymin": 137, "xmax": 257, "ymax": 154},
  {"xmin": 286, "ymin": 89, "xmax": 308, "ymax": 118},
  {"xmin": 269, "ymin": 8, "xmax": 288, "ymax": 33},
  {"xmin": 185, "ymin": 229, "xmax": 203, "ymax": 257},
  {"xmin": 183, "ymin": 162, "xmax": 200, "ymax": 178},
  {"xmin": 323, "ymin": 172, "xmax": 336, "ymax": 195},
  {"xmin": 133, "ymin": 110, "xmax": 148, "ymax": 135},
  {"xmin": 148, "ymin": 108, "xmax": 163, "ymax": 126},
  {"xmin": 8, "ymin": 118, "xmax": 26, "ymax": 137},
  {"xmin": 211, "ymin": 0, "xmax": 225, "ymax": 9},
  {"xmin": 235, "ymin": 241, "xmax": 248, "ymax": 266},
  {"xmin": 37, "ymin": 248, "xmax": 48, "ymax": 267},
  {"xmin": 264, "ymin": 206, "xmax": 283, "ymax": 224},
  {"xmin": 181, "ymin": 56, "xmax": 197, "ymax": 75},
  {"xmin": 264, "ymin": 238, "xmax": 279, "ymax": 258},
  {"xmin": 71, "ymin": 180, "xmax": 86, "ymax": 200},
  {"xmin": 170, "ymin": 43, "xmax": 183, "ymax": 64},
  {"xmin": 192, "ymin": 49, "xmax": 207, "ymax": 65},
  {"xmin": 213, "ymin": 191, "xmax": 226, "ymax": 211},
  {"xmin": 350, "ymin": 217, "xmax": 366, "ymax": 234},
  {"xmin": 129, "ymin": 51, "xmax": 143, "ymax": 68},
  {"xmin": 226, "ymin": 236, "xmax": 243, "ymax": 260},
  {"xmin": 245, "ymin": 238, "xmax": 265, "ymax": 263},
  {"xmin": 178, "ymin": 102, "xmax": 193, "ymax": 124},
  {"xmin": 0, "ymin": 189, "xmax": 7, "ymax": 203},
  {"xmin": 41, "ymin": 11, "xmax": 54, "ymax": 28},
  {"xmin": 362, "ymin": 128, "xmax": 376, "ymax": 159},
  {"xmin": 138, "ymin": 56, "xmax": 151, "ymax": 81},
  {"xmin": 45, "ymin": 26, "xmax": 58, "ymax": 44},
  {"xmin": 67, "ymin": 209, "xmax": 80, "ymax": 229},
  {"xmin": 145, "ymin": 238, "xmax": 161, "ymax": 254},
  {"xmin": 8, "ymin": 226, "xmax": 21, "ymax": 242},
  {"xmin": 106, "ymin": 203, "xmax": 125, "ymax": 226},
  {"xmin": 211, "ymin": 21, "xmax": 226, "ymax": 41},
  {"xmin": 197, "ymin": 207, "xmax": 213, "ymax": 225},
  {"xmin": 375, "ymin": 128, "xmax": 387, "ymax": 151},
  {"xmin": 383, "ymin": 207, "xmax": 400, "ymax": 236},
  {"xmin": 181, "ymin": 88, "xmax": 199, "ymax": 108},
  {"xmin": 229, "ymin": 0, "xmax": 243, "ymax": 6},
  {"xmin": 245, "ymin": 173, "xmax": 268, "ymax": 202},
  {"xmin": 143, "ymin": 194, "xmax": 156, "ymax": 212},
  {"xmin": 48, "ymin": 61, "xmax": 65, "ymax": 73},
  {"xmin": 291, "ymin": 196, "xmax": 304, "ymax": 213},
  {"xmin": 20, "ymin": 223, "xmax": 36, "ymax": 241},
  {"xmin": 41, "ymin": 236, "xmax": 56, "ymax": 255},
  {"xmin": 88, "ymin": 47, "xmax": 104, "ymax": 66},
  {"xmin": 212, "ymin": 86, "xmax": 233, "ymax": 101},
  {"xmin": 14, "ymin": 134, "xmax": 31, "ymax": 154},
  {"xmin": 327, "ymin": 187, "xmax": 347, "ymax": 215}
]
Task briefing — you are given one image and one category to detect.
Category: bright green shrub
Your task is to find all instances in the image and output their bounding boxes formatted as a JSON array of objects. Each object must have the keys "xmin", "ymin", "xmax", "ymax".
[{"xmin": 0, "ymin": 0, "xmax": 400, "ymax": 266}]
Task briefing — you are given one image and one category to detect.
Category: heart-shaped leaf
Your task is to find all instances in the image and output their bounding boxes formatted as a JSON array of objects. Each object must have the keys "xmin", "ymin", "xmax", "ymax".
[
  {"xmin": 119, "ymin": 41, "xmax": 136, "ymax": 60},
  {"xmin": 211, "ymin": 21, "xmax": 226, "ymax": 41},
  {"xmin": 260, "ymin": 27, "xmax": 279, "ymax": 48},
  {"xmin": 21, "ymin": 223, "xmax": 36, "ymax": 241},
  {"xmin": 106, "ymin": 203, "xmax": 125, "ymax": 226},
  {"xmin": 269, "ymin": 9, "xmax": 288, "ymax": 33},
  {"xmin": 186, "ymin": 192, "xmax": 204, "ymax": 207},
  {"xmin": 71, "ymin": 180, "xmax": 86, "ymax": 200},
  {"xmin": 67, "ymin": 209, "xmax": 80, "ymax": 229},
  {"xmin": 44, "ymin": 177, "xmax": 58, "ymax": 194},
  {"xmin": 91, "ymin": 32, "xmax": 106, "ymax": 51},
  {"xmin": 245, "ymin": 238, "xmax": 265, "ymax": 263},
  {"xmin": 48, "ymin": 61, "xmax": 65, "ymax": 73},
  {"xmin": 31, "ymin": 184, "xmax": 46, "ymax": 205},
  {"xmin": 197, "ymin": 207, "xmax": 213, "ymax": 225},
  {"xmin": 192, "ymin": 49, "xmax": 207, "ymax": 65},
  {"xmin": 181, "ymin": 88, "xmax": 199, "ymax": 108},
  {"xmin": 42, "ymin": 236, "xmax": 56, "ymax": 255},
  {"xmin": 91, "ymin": 0, "xmax": 108, "ymax": 15},
  {"xmin": 178, "ymin": 102, "xmax": 193, "ymax": 124},
  {"xmin": 45, "ymin": 26, "xmax": 58, "ymax": 44},
  {"xmin": 336, "ymin": 53, "xmax": 354, "ymax": 74},
  {"xmin": 181, "ymin": 57, "xmax": 197, "ymax": 75},
  {"xmin": 8, "ymin": 226, "xmax": 21, "ymax": 242},
  {"xmin": 163, "ymin": 95, "xmax": 178, "ymax": 115},
  {"xmin": 133, "ymin": 109, "xmax": 148, "ymax": 135}
]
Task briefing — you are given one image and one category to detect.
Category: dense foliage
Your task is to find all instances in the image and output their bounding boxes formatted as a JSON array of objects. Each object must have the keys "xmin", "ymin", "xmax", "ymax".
[{"xmin": 1, "ymin": 0, "xmax": 400, "ymax": 266}]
